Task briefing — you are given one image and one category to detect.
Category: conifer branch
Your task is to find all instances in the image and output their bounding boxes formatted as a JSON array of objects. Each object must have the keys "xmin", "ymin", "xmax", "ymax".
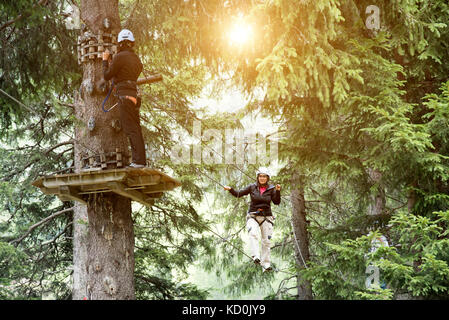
[
  {"xmin": 2, "ymin": 140, "xmax": 74, "ymax": 181},
  {"xmin": 0, "ymin": 0, "xmax": 49, "ymax": 32},
  {"xmin": 11, "ymin": 207, "xmax": 74, "ymax": 246}
]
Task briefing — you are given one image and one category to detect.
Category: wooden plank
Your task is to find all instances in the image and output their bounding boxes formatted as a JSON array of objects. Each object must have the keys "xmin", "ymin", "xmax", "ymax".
[
  {"xmin": 80, "ymin": 183, "xmax": 110, "ymax": 192},
  {"xmin": 136, "ymin": 74, "xmax": 162, "ymax": 85},
  {"xmin": 137, "ymin": 169, "xmax": 182, "ymax": 187},
  {"xmin": 116, "ymin": 147, "xmax": 122, "ymax": 168},
  {"xmin": 107, "ymin": 182, "xmax": 153, "ymax": 207},
  {"xmin": 100, "ymin": 152, "xmax": 107, "ymax": 169},
  {"xmin": 78, "ymin": 185, "xmax": 147, "ymax": 195},
  {"xmin": 78, "ymin": 189, "xmax": 111, "ymax": 195},
  {"xmin": 78, "ymin": 182, "xmax": 166, "ymax": 194},
  {"xmin": 42, "ymin": 171, "xmax": 127, "ymax": 188},
  {"xmin": 32, "ymin": 168, "xmax": 180, "ymax": 207},
  {"xmin": 37, "ymin": 186, "xmax": 59, "ymax": 195},
  {"xmin": 126, "ymin": 174, "xmax": 161, "ymax": 187},
  {"xmin": 58, "ymin": 186, "xmax": 87, "ymax": 205},
  {"xmin": 141, "ymin": 182, "xmax": 176, "ymax": 193}
]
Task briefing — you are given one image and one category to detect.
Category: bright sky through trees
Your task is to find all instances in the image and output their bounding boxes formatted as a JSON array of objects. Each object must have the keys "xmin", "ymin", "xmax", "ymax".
[{"xmin": 228, "ymin": 21, "xmax": 253, "ymax": 47}]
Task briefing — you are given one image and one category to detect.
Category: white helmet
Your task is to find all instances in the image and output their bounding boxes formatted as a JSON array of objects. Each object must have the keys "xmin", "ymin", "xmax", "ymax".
[
  {"xmin": 256, "ymin": 167, "xmax": 271, "ymax": 179},
  {"xmin": 118, "ymin": 29, "xmax": 135, "ymax": 43}
]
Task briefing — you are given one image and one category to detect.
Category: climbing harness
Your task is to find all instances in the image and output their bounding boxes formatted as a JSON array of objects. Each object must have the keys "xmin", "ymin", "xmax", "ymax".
[
  {"xmin": 248, "ymin": 208, "xmax": 274, "ymax": 226},
  {"xmin": 192, "ymin": 167, "xmax": 281, "ymax": 272},
  {"xmin": 101, "ymin": 79, "xmax": 141, "ymax": 113},
  {"xmin": 180, "ymin": 206, "xmax": 290, "ymax": 274},
  {"xmin": 191, "ymin": 168, "xmax": 294, "ymax": 274}
]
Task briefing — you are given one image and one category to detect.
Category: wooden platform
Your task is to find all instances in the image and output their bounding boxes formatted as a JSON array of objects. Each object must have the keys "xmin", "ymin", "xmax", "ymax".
[{"xmin": 32, "ymin": 168, "xmax": 181, "ymax": 207}]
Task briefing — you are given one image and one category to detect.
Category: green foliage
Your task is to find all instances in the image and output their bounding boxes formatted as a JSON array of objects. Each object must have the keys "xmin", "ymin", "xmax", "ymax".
[
  {"xmin": 301, "ymin": 210, "xmax": 449, "ymax": 299},
  {"xmin": 0, "ymin": 241, "xmax": 28, "ymax": 299},
  {"xmin": 355, "ymin": 287, "xmax": 394, "ymax": 300},
  {"xmin": 300, "ymin": 232, "xmax": 371, "ymax": 300},
  {"xmin": 0, "ymin": 0, "xmax": 216, "ymax": 300},
  {"xmin": 376, "ymin": 211, "xmax": 449, "ymax": 298},
  {"xmin": 169, "ymin": 0, "xmax": 449, "ymax": 300},
  {"xmin": 213, "ymin": 0, "xmax": 449, "ymax": 300},
  {"xmin": 2, "ymin": 0, "xmax": 449, "ymax": 300},
  {"xmin": 0, "ymin": 0, "xmax": 80, "ymax": 131}
]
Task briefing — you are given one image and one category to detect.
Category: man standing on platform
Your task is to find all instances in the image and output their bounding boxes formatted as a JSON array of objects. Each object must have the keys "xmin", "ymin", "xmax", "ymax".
[{"xmin": 102, "ymin": 29, "xmax": 145, "ymax": 168}]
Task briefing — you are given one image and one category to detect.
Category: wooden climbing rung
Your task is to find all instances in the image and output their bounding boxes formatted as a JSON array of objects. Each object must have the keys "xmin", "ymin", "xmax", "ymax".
[
  {"xmin": 81, "ymin": 148, "xmax": 125, "ymax": 170},
  {"xmin": 32, "ymin": 168, "xmax": 181, "ymax": 207}
]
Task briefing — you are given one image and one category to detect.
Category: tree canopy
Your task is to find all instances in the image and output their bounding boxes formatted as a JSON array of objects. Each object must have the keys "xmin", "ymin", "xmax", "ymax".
[{"xmin": 1, "ymin": 0, "xmax": 448, "ymax": 300}]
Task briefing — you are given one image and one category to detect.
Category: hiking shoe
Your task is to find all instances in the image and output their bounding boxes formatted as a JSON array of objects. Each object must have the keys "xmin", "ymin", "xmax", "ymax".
[
  {"xmin": 128, "ymin": 163, "xmax": 145, "ymax": 168},
  {"xmin": 252, "ymin": 257, "xmax": 261, "ymax": 265}
]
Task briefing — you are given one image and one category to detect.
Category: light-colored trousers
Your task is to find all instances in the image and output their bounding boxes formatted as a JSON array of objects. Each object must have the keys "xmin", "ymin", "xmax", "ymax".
[{"xmin": 246, "ymin": 215, "xmax": 274, "ymax": 269}]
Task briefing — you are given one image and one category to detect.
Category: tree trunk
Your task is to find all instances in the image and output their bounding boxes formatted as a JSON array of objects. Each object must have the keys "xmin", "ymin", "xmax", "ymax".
[
  {"xmin": 72, "ymin": 202, "xmax": 88, "ymax": 300},
  {"xmin": 85, "ymin": 193, "xmax": 134, "ymax": 299},
  {"xmin": 72, "ymin": 0, "xmax": 135, "ymax": 300},
  {"xmin": 367, "ymin": 168, "xmax": 385, "ymax": 216},
  {"xmin": 290, "ymin": 172, "xmax": 313, "ymax": 300}
]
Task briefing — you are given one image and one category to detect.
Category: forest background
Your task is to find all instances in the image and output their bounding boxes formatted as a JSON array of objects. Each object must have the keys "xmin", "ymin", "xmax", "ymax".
[{"xmin": 1, "ymin": 0, "xmax": 449, "ymax": 300}]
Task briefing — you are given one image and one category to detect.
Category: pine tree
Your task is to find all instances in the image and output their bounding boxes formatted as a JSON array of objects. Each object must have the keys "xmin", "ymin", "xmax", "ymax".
[
  {"xmin": 183, "ymin": 0, "xmax": 449, "ymax": 299},
  {"xmin": 1, "ymin": 0, "xmax": 213, "ymax": 300}
]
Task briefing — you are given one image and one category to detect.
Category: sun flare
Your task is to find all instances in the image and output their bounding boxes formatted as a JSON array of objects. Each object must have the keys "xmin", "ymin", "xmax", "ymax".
[{"xmin": 228, "ymin": 22, "xmax": 253, "ymax": 46}]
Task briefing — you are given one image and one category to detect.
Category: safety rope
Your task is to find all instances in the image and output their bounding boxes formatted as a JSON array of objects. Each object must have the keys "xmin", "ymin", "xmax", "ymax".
[
  {"xmin": 179, "ymin": 204, "xmax": 294, "ymax": 275},
  {"xmin": 0, "ymin": 88, "xmax": 39, "ymax": 116},
  {"xmin": 101, "ymin": 80, "xmax": 116, "ymax": 113},
  {"xmin": 153, "ymin": 104, "xmax": 305, "ymax": 275},
  {"xmin": 1, "ymin": 88, "xmax": 300, "ymax": 276},
  {"xmin": 190, "ymin": 167, "xmax": 296, "ymax": 275},
  {"xmin": 149, "ymin": 98, "xmax": 255, "ymax": 181}
]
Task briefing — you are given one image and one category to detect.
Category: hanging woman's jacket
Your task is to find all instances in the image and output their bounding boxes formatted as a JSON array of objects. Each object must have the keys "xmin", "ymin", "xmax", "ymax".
[{"xmin": 228, "ymin": 183, "xmax": 281, "ymax": 216}]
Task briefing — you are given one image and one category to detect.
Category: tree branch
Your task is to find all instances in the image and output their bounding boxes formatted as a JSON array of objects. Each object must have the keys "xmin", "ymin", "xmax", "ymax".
[
  {"xmin": 0, "ymin": 0, "xmax": 49, "ymax": 32},
  {"xmin": 11, "ymin": 207, "xmax": 74, "ymax": 246},
  {"xmin": 40, "ymin": 221, "xmax": 73, "ymax": 246},
  {"xmin": 2, "ymin": 140, "xmax": 74, "ymax": 181}
]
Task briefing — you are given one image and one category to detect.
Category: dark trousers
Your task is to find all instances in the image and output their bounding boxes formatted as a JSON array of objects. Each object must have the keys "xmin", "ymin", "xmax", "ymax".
[{"xmin": 119, "ymin": 96, "xmax": 146, "ymax": 165}]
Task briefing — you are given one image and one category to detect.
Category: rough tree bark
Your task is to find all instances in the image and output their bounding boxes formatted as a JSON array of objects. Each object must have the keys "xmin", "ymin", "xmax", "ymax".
[
  {"xmin": 290, "ymin": 171, "xmax": 313, "ymax": 300},
  {"xmin": 72, "ymin": 202, "xmax": 88, "ymax": 300},
  {"xmin": 72, "ymin": 0, "xmax": 135, "ymax": 300}
]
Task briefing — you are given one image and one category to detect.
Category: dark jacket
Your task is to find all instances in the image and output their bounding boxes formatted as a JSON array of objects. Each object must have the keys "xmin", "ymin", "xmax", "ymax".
[
  {"xmin": 102, "ymin": 47, "xmax": 143, "ymax": 97},
  {"xmin": 229, "ymin": 183, "xmax": 281, "ymax": 216}
]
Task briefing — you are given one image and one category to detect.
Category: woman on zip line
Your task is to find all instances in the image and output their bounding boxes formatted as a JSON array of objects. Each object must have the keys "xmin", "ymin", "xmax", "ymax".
[{"xmin": 224, "ymin": 167, "xmax": 281, "ymax": 272}]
